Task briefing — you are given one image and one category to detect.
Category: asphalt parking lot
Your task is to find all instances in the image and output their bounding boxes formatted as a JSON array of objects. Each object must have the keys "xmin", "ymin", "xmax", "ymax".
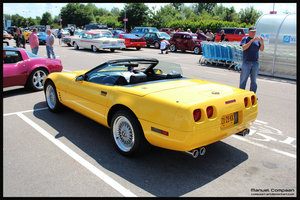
[{"xmin": 3, "ymin": 38, "xmax": 296, "ymax": 197}]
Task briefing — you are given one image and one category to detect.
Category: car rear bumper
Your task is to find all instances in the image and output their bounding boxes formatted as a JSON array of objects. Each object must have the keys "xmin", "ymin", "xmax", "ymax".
[
  {"xmin": 140, "ymin": 109, "xmax": 257, "ymax": 152},
  {"xmin": 98, "ymin": 44, "xmax": 126, "ymax": 49}
]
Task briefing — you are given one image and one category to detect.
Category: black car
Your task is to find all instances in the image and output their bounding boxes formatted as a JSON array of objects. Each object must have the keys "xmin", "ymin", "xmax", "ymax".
[
  {"xmin": 142, "ymin": 31, "xmax": 171, "ymax": 48},
  {"xmin": 6, "ymin": 26, "xmax": 17, "ymax": 35}
]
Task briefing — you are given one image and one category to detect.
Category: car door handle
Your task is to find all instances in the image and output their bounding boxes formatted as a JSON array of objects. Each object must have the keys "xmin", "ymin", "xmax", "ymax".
[{"xmin": 101, "ymin": 91, "xmax": 107, "ymax": 96}]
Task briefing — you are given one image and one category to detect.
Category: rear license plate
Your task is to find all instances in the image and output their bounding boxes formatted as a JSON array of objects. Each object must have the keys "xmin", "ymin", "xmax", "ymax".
[{"xmin": 221, "ymin": 112, "xmax": 238, "ymax": 128}]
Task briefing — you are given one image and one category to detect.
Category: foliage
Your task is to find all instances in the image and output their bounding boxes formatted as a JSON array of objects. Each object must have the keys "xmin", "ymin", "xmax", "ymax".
[
  {"xmin": 118, "ymin": 3, "xmax": 150, "ymax": 30},
  {"xmin": 40, "ymin": 12, "xmax": 53, "ymax": 26},
  {"xmin": 192, "ymin": 3, "xmax": 217, "ymax": 15},
  {"xmin": 239, "ymin": 6, "xmax": 263, "ymax": 24},
  {"xmin": 5, "ymin": 3, "xmax": 261, "ymax": 32}
]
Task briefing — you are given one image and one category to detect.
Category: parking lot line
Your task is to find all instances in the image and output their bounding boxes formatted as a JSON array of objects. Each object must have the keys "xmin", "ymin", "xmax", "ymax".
[
  {"xmin": 232, "ymin": 135, "xmax": 296, "ymax": 159},
  {"xmin": 15, "ymin": 112, "xmax": 137, "ymax": 197}
]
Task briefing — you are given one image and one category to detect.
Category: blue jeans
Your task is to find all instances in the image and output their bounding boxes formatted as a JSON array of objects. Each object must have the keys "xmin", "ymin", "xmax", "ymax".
[
  {"xmin": 46, "ymin": 46, "xmax": 56, "ymax": 59},
  {"xmin": 32, "ymin": 47, "xmax": 39, "ymax": 55},
  {"xmin": 239, "ymin": 61, "xmax": 259, "ymax": 93}
]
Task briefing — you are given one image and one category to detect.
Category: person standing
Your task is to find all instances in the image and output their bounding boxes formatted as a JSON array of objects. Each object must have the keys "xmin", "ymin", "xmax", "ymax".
[
  {"xmin": 15, "ymin": 27, "xmax": 21, "ymax": 47},
  {"xmin": 46, "ymin": 29, "xmax": 56, "ymax": 59},
  {"xmin": 69, "ymin": 26, "xmax": 75, "ymax": 36},
  {"xmin": 239, "ymin": 27, "xmax": 264, "ymax": 93},
  {"xmin": 220, "ymin": 29, "xmax": 226, "ymax": 42},
  {"xmin": 29, "ymin": 28, "xmax": 39, "ymax": 55},
  {"xmin": 57, "ymin": 28, "xmax": 62, "ymax": 45}
]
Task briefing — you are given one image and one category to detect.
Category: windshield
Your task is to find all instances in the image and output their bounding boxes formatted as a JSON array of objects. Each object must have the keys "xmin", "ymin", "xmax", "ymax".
[
  {"xmin": 92, "ymin": 32, "xmax": 112, "ymax": 38},
  {"xmin": 122, "ymin": 34, "xmax": 139, "ymax": 39},
  {"xmin": 158, "ymin": 32, "xmax": 171, "ymax": 39},
  {"xmin": 25, "ymin": 49, "xmax": 41, "ymax": 58},
  {"xmin": 37, "ymin": 32, "xmax": 47, "ymax": 37}
]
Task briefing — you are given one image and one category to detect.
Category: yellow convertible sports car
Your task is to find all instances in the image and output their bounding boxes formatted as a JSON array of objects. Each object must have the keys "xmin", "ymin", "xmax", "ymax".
[{"xmin": 44, "ymin": 58, "xmax": 257, "ymax": 157}]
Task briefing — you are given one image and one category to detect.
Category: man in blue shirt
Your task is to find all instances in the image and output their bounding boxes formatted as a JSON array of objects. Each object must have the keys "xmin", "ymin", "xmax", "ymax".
[{"xmin": 239, "ymin": 27, "xmax": 264, "ymax": 93}]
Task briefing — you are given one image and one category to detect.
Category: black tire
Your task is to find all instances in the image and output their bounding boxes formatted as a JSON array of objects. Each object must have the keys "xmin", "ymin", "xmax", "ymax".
[
  {"xmin": 154, "ymin": 42, "xmax": 160, "ymax": 49},
  {"xmin": 74, "ymin": 42, "xmax": 79, "ymax": 50},
  {"xmin": 170, "ymin": 44, "xmax": 176, "ymax": 52},
  {"xmin": 92, "ymin": 45, "xmax": 98, "ymax": 52},
  {"xmin": 44, "ymin": 81, "xmax": 66, "ymax": 113},
  {"xmin": 110, "ymin": 49, "xmax": 115, "ymax": 52},
  {"xmin": 194, "ymin": 46, "xmax": 201, "ymax": 54},
  {"xmin": 25, "ymin": 68, "xmax": 48, "ymax": 91},
  {"xmin": 136, "ymin": 47, "xmax": 141, "ymax": 50},
  {"xmin": 67, "ymin": 43, "xmax": 71, "ymax": 47},
  {"xmin": 110, "ymin": 110, "xmax": 150, "ymax": 156}
]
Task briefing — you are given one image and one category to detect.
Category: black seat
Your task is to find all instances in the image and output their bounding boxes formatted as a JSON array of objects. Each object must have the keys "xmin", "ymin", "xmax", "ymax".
[
  {"xmin": 166, "ymin": 72, "xmax": 182, "ymax": 79},
  {"xmin": 115, "ymin": 76, "xmax": 128, "ymax": 86},
  {"xmin": 130, "ymin": 73, "xmax": 148, "ymax": 84}
]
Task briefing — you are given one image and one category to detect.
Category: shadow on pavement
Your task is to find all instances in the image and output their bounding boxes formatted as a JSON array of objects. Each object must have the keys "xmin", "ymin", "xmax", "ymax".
[{"xmin": 33, "ymin": 102, "xmax": 248, "ymax": 197}]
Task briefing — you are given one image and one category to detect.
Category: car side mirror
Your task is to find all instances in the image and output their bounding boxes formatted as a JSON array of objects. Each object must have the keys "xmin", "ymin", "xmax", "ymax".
[{"xmin": 76, "ymin": 74, "xmax": 86, "ymax": 81}]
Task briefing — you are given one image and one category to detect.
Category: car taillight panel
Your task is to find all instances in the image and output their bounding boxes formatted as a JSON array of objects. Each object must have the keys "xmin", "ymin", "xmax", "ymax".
[
  {"xmin": 206, "ymin": 106, "xmax": 214, "ymax": 118},
  {"xmin": 251, "ymin": 95, "xmax": 256, "ymax": 105},
  {"xmin": 244, "ymin": 97, "xmax": 249, "ymax": 107},
  {"xmin": 193, "ymin": 109, "xmax": 201, "ymax": 122}
]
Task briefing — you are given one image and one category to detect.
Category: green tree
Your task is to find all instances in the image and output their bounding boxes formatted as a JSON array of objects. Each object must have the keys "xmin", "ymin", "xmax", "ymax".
[
  {"xmin": 11, "ymin": 14, "xmax": 24, "ymax": 27},
  {"xmin": 239, "ymin": 6, "xmax": 262, "ymax": 24},
  {"xmin": 223, "ymin": 6, "xmax": 238, "ymax": 22},
  {"xmin": 60, "ymin": 3, "xmax": 94, "ymax": 27},
  {"xmin": 170, "ymin": 3, "xmax": 184, "ymax": 11},
  {"xmin": 111, "ymin": 7, "xmax": 120, "ymax": 16},
  {"xmin": 118, "ymin": 3, "xmax": 150, "ymax": 29},
  {"xmin": 192, "ymin": 3, "xmax": 217, "ymax": 15},
  {"xmin": 40, "ymin": 12, "xmax": 53, "ymax": 25}
]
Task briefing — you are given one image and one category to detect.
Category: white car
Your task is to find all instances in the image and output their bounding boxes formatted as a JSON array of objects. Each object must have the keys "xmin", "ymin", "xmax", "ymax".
[{"xmin": 72, "ymin": 30, "xmax": 125, "ymax": 52}]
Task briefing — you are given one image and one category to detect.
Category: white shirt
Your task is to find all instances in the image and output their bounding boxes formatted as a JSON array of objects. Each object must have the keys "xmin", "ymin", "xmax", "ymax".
[{"xmin": 160, "ymin": 40, "xmax": 169, "ymax": 50}]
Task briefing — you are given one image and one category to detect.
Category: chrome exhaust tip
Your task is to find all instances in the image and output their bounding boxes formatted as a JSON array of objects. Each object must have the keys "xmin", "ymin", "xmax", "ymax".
[
  {"xmin": 184, "ymin": 147, "xmax": 206, "ymax": 158},
  {"xmin": 199, "ymin": 147, "xmax": 206, "ymax": 156},
  {"xmin": 236, "ymin": 129, "xmax": 249, "ymax": 136},
  {"xmin": 185, "ymin": 148, "xmax": 200, "ymax": 158}
]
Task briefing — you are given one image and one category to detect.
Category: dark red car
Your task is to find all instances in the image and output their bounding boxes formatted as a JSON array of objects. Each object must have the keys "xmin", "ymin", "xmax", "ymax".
[
  {"xmin": 113, "ymin": 33, "xmax": 146, "ymax": 50},
  {"xmin": 169, "ymin": 32, "xmax": 207, "ymax": 54},
  {"xmin": 3, "ymin": 46, "xmax": 63, "ymax": 91}
]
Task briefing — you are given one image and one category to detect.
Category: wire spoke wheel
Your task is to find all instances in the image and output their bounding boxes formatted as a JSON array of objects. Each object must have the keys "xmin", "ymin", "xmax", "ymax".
[
  {"xmin": 113, "ymin": 116, "xmax": 135, "ymax": 152},
  {"xmin": 45, "ymin": 84, "xmax": 57, "ymax": 110}
]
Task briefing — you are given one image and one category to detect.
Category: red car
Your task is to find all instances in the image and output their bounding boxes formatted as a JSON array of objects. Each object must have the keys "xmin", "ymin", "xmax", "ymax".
[
  {"xmin": 113, "ymin": 33, "xmax": 146, "ymax": 50},
  {"xmin": 169, "ymin": 32, "xmax": 207, "ymax": 54},
  {"xmin": 215, "ymin": 27, "xmax": 249, "ymax": 42},
  {"xmin": 3, "ymin": 46, "xmax": 63, "ymax": 91},
  {"xmin": 159, "ymin": 28, "xmax": 175, "ymax": 36}
]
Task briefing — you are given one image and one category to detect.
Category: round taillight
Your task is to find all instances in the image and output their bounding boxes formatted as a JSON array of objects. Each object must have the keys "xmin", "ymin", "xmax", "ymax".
[
  {"xmin": 193, "ymin": 109, "xmax": 201, "ymax": 122},
  {"xmin": 244, "ymin": 97, "xmax": 248, "ymax": 107},
  {"xmin": 206, "ymin": 106, "xmax": 213, "ymax": 118},
  {"xmin": 251, "ymin": 95, "xmax": 256, "ymax": 105}
]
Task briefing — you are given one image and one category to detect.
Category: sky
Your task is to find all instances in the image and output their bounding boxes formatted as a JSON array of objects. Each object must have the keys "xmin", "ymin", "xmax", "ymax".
[{"xmin": 3, "ymin": 3, "xmax": 297, "ymax": 19}]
